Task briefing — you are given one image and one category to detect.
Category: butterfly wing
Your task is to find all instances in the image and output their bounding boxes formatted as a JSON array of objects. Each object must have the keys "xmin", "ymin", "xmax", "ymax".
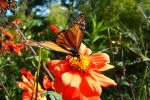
[
  {"xmin": 0, "ymin": 1, "xmax": 9, "ymax": 13},
  {"xmin": 56, "ymin": 14, "xmax": 85, "ymax": 52},
  {"xmin": 9, "ymin": 0, "xmax": 17, "ymax": 6},
  {"xmin": 26, "ymin": 14, "xmax": 85, "ymax": 54},
  {"xmin": 0, "ymin": 0, "xmax": 16, "ymax": 14},
  {"xmin": 26, "ymin": 41, "xmax": 71, "ymax": 54}
]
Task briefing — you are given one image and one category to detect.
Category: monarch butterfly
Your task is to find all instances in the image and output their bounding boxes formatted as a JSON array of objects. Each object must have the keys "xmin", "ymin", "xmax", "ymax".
[
  {"xmin": 27, "ymin": 14, "xmax": 86, "ymax": 57},
  {"xmin": 0, "ymin": 0, "xmax": 17, "ymax": 15}
]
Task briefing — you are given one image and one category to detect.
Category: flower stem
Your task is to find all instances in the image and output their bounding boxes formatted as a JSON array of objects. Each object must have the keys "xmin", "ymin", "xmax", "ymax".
[{"xmin": 35, "ymin": 48, "xmax": 42, "ymax": 100}]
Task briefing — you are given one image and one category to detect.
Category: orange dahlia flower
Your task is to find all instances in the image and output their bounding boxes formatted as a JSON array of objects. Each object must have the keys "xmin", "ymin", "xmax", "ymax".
[
  {"xmin": 4, "ymin": 41, "xmax": 24, "ymax": 56},
  {"xmin": 18, "ymin": 68, "xmax": 48, "ymax": 100},
  {"xmin": 48, "ymin": 43, "xmax": 117, "ymax": 100}
]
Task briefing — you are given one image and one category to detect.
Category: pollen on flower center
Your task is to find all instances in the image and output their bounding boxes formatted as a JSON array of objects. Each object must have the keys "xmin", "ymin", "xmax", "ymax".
[{"xmin": 69, "ymin": 55, "xmax": 90, "ymax": 72}]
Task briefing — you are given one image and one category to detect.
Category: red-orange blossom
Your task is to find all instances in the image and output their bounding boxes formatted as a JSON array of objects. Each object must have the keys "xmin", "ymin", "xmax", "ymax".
[{"xmin": 48, "ymin": 43, "xmax": 117, "ymax": 100}]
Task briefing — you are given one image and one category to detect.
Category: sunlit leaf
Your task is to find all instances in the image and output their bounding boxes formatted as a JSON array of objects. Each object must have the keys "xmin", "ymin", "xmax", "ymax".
[{"xmin": 42, "ymin": 91, "xmax": 62, "ymax": 100}]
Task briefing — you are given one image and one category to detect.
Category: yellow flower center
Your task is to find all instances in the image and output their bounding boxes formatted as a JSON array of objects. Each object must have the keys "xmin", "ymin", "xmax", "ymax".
[{"xmin": 69, "ymin": 55, "xmax": 90, "ymax": 72}]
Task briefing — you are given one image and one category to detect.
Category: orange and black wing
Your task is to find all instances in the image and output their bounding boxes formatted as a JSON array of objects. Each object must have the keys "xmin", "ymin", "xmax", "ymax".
[
  {"xmin": 8, "ymin": 0, "xmax": 17, "ymax": 9},
  {"xmin": 26, "ymin": 40, "xmax": 71, "ymax": 54},
  {"xmin": 56, "ymin": 14, "xmax": 85, "ymax": 52},
  {"xmin": 0, "ymin": 0, "xmax": 16, "ymax": 15},
  {"xmin": 26, "ymin": 14, "xmax": 85, "ymax": 54},
  {"xmin": 0, "ymin": 1, "xmax": 9, "ymax": 14}
]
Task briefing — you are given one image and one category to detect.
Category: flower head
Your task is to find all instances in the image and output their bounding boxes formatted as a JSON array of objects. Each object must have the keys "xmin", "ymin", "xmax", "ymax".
[
  {"xmin": 21, "ymin": 68, "xmax": 34, "ymax": 82},
  {"xmin": 3, "ymin": 30, "xmax": 14, "ymax": 40},
  {"xmin": 12, "ymin": 18, "xmax": 22, "ymax": 25},
  {"xmin": 4, "ymin": 41, "xmax": 24, "ymax": 56},
  {"xmin": 18, "ymin": 68, "xmax": 48, "ymax": 100},
  {"xmin": 50, "ymin": 25, "xmax": 59, "ymax": 33},
  {"xmin": 48, "ymin": 43, "xmax": 117, "ymax": 100}
]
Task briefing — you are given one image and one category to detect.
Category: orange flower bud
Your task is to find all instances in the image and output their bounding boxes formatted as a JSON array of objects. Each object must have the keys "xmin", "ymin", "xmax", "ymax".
[{"xmin": 50, "ymin": 25, "xmax": 59, "ymax": 33}]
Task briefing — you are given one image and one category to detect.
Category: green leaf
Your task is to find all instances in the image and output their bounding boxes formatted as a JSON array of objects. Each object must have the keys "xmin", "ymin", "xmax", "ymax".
[
  {"xmin": 35, "ymin": 56, "xmax": 40, "ymax": 62},
  {"xmin": 97, "ymin": 20, "xmax": 103, "ymax": 30},
  {"xmin": 5, "ymin": 95, "xmax": 10, "ymax": 100},
  {"xmin": 41, "ymin": 49, "xmax": 50, "ymax": 62},
  {"xmin": 25, "ymin": 55, "xmax": 35, "ymax": 60},
  {"xmin": 29, "ymin": 19, "xmax": 42, "ymax": 27},
  {"xmin": 120, "ymin": 81, "xmax": 129, "ymax": 86},
  {"xmin": 125, "ymin": 32, "xmax": 139, "ymax": 44},
  {"xmin": 119, "ymin": 76, "xmax": 129, "ymax": 86},
  {"xmin": 42, "ymin": 91, "xmax": 62, "ymax": 100},
  {"xmin": 93, "ymin": 36, "xmax": 100, "ymax": 42}
]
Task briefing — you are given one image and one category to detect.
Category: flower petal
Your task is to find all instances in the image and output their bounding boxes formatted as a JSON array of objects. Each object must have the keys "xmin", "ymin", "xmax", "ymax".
[
  {"xmin": 3, "ymin": 30, "xmax": 14, "ymax": 40},
  {"xmin": 26, "ymin": 71, "xmax": 34, "ymax": 83},
  {"xmin": 53, "ymin": 76, "xmax": 66, "ymax": 93},
  {"xmin": 21, "ymin": 68, "xmax": 27, "ymax": 75},
  {"xmin": 84, "ymin": 48, "xmax": 92, "ymax": 56},
  {"xmin": 90, "ymin": 71, "xmax": 117, "ymax": 87},
  {"xmin": 80, "ymin": 75, "xmax": 101, "ymax": 96},
  {"xmin": 62, "ymin": 71, "xmax": 81, "ymax": 88},
  {"xmin": 78, "ymin": 43, "xmax": 86, "ymax": 54},
  {"xmin": 43, "ymin": 76, "xmax": 53, "ymax": 89},
  {"xmin": 78, "ymin": 43, "xmax": 92, "ymax": 55},
  {"xmin": 62, "ymin": 86, "xmax": 100, "ymax": 100},
  {"xmin": 99, "ymin": 64, "xmax": 114, "ymax": 71},
  {"xmin": 89, "ymin": 53, "xmax": 112, "ymax": 70},
  {"xmin": 89, "ymin": 53, "xmax": 110, "ymax": 63},
  {"xmin": 62, "ymin": 87, "xmax": 81, "ymax": 100},
  {"xmin": 22, "ymin": 75, "xmax": 33, "ymax": 88},
  {"xmin": 22, "ymin": 91, "xmax": 31, "ymax": 100},
  {"xmin": 17, "ymin": 81, "xmax": 28, "ymax": 90},
  {"xmin": 48, "ymin": 60, "xmax": 70, "ymax": 76}
]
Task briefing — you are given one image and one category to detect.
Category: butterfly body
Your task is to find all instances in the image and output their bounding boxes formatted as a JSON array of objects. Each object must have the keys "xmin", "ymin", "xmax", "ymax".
[
  {"xmin": 71, "ymin": 49, "xmax": 80, "ymax": 57},
  {"xmin": 27, "ymin": 14, "xmax": 86, "ymax": 57}
]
